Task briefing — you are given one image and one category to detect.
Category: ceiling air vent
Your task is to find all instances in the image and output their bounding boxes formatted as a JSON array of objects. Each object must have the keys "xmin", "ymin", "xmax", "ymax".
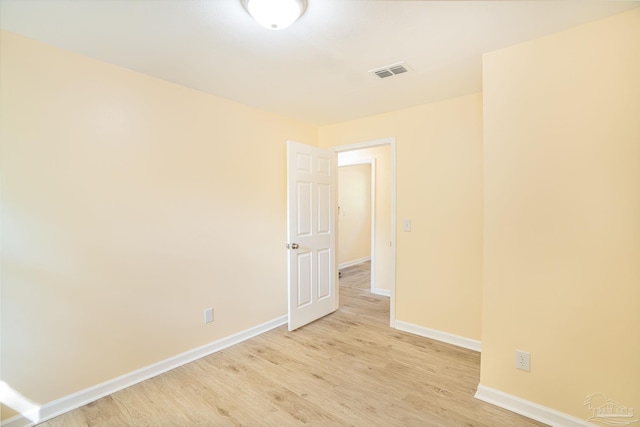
[{"xmin": 369, "ymin": 61, "xmax": 411, "ymax": 79}]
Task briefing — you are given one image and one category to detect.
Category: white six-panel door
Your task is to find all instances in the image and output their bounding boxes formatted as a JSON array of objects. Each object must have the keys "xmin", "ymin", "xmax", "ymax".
[{"xmin": 287, "ymin": 140, "xmax": 337, "ymax": 331}]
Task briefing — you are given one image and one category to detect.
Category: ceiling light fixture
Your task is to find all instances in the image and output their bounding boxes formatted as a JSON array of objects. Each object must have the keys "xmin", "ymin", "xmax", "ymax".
[{"xmin": 241, "ymin": 0, "xmax": 307, "ymax": 30}]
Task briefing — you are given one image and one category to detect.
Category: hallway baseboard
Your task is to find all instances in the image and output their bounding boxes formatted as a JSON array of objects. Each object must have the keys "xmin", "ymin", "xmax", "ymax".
[
  {"xmin": 372, "ymin": 289, "xmax": 390, "ymax": 297},
  {"xmin": 394, "ymin": 320, "xmax": 481, "ymax": 352},
  {"xmin": 338, "ymin": 257, "xmax": 371, "ymax": 269}
]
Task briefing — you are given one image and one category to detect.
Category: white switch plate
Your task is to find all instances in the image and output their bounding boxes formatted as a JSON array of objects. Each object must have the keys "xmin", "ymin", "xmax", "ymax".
[
  {"xmin": 403, "ymin": 220, "xmax": 411, "ymax": 232},
  {"xmin": 204, "ymin": 308, "xmax": 214, "ymax": 324}
]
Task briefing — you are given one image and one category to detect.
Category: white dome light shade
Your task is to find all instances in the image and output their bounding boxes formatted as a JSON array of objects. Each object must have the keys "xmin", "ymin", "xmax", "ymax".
[{"xmin": 243, "ymin": 0, "xmax": 307, "ymax": 30}]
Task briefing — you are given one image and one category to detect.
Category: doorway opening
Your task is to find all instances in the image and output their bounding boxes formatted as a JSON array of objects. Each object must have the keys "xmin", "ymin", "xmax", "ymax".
[
  {"xmin": 338, "ymin": 160, "xmax": 374, "ymax": 291},
  {"xmin": 334, "ymin": 137, "xmax": 396, "ymax": 327}
]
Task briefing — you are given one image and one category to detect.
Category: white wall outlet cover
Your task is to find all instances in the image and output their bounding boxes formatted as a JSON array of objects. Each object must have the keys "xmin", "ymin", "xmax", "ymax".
[
  {"xmin": 515, "ymin": 350, "xmax": 531, "ymax": 372},
  {"xmin": 204, "ymin": 308, "xmax": 214, "ymax": 324},
  {"xmin": 403, "ymin": 220, "xmax": 411, "ymax": 232}
]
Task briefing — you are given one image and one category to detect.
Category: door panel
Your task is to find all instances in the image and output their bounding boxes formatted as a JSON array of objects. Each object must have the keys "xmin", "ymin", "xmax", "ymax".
[
  {"xmin": 287, "ymin": 140, "xmax": 337, "ymax": 331},
  {"xmin": 297, "ymin": 251, "xmax": 312, "ymax": 307},
  {"xmin": 297, "ymin": 182, "xmax": 312, "ymax": 236},
  {"xmin": 317, "ymin": 183, "xmax": 331, "ymax": 234},
  {"xmin": 317, "ymin": 249, "xmax": 331, "ymax": 299}
]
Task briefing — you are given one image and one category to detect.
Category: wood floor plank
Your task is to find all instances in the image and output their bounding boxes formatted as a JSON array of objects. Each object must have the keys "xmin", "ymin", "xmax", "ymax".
[{"xmin": 38, "ymin": 263, "xmax": 547, "ymax": 426}]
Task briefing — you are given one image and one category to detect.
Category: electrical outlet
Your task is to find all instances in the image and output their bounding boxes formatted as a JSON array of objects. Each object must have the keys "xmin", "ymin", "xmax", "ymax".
[
  {"xmin": 403, "ymin": 219, "xmax": 412, "ymax": 232},
  {"xmin": 515, "ymin": 350, "xmax": 531, "ymax": 372},
  {"xmin": 204, "ymin": 308, "xmax": 214, "ymax": 324}
]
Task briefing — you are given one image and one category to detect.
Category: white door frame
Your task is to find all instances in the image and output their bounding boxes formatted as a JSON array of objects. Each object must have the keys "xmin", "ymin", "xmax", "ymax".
[
  {"xmin": 333, "ymin": 137, "xmax": 397, "ymax": 328},
  {"xmin": 337, "ymin": 158, "xmax": 376, "ymax": 294}
]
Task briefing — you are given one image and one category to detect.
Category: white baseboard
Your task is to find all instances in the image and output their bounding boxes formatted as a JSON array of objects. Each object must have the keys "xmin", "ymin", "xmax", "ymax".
[
  {"xmin": 372, "ymin": 288, "xmax": 390, "ymax": 297},
  {"xmin": 394, "ymin": 320, "xmax": 481, "ymax": 352},
  {"xmin": 338, "ymin": 256, "xmax": 370, "ymax": 269},
  {"xmin": 1, "ymin": 315, "xmax": 288, "ymax": 427},
  {"xmin": 475, "ymin": 384, "xmax": 594, "ymax": 427}
]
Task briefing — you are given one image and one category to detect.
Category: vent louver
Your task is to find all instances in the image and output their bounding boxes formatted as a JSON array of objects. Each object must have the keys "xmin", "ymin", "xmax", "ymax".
[
  {"xmin": 375, "ymin": 69, "xmax": 394, "ymax": 78},
  {"xmin": 389, "ymin": 65, "xmax": 408, "ymax": 75},
  {"xmin": 369, "ymin": 61, "xmax": 411, "ymax": 79}
]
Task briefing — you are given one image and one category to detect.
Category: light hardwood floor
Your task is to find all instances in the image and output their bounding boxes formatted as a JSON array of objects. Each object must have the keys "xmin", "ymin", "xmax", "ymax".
[
  {"xmin": 40, "ymin": 264, "xmax": 546, "ymax": 426},
  {"xmin": 339, "ymin": 261, "xmax": 371, "ymax": 291}
]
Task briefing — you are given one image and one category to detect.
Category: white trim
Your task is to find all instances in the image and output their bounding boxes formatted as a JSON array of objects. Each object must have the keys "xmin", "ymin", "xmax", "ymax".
[
  {"xmin": 0, "ymin": 381, "xmax": 41, "ymax": 424},
  {"xmin": 1, "ymin": 315, "xmax": 288, "ymax": 427},
  {"xmin": 368, "ymin": 159, "xmax": 376, "ymax": 294},
  {"xmin": 475, "ymin": 385, "xmax": 595, "ymax": 427},
  {"xmin": 333, "ymin": 136, "xmax": 396, "ymax": 328},
  {"xmin": 394, "ymin": 320, "xmax": 482, "ymax": 352},
  {"xmin": 389, "ymin": 139, "xmax": 396, "ymax": 328},
  {"xmin": 372, "ymin": 288, "xmax": 391, "ymax": 297},
  {"xmin": 0, "ymin": 413, "xmax": 22, "ymax": 426},
  {"xmin": 337, "ymin": 158, "xmax": 375, "ymax": 168},
  {"xmin": 338, "ymin": 256, "xmax": 371, "ymax": 270},
  {"xmin": 333, "ymin": 137, "xmax": 395, "ymax": 153}
]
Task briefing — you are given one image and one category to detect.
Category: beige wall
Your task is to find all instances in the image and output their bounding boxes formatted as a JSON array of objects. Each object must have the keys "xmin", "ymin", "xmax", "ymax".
[
  {"xmin": 0, "ymin": 30, "xmax": 317, "ymax": 416},
  {"xmin": 481, "ymin": 8, "xmax": 640, "ymax": 419},
  {"xmin": 320, "ymin": 93, "xmax": 484, "ymax": 340},
  {"xmin": 339, "ymin": 146, "xmax": 392, "ymax": 292},
  {"xmin": 338, "ymin": 164, "xmax": 371, "ymax": 266}
]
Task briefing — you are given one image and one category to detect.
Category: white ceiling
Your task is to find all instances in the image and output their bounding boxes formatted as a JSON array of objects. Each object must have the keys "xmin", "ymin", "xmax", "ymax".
[{"xmin": 1, "ymin": 0, "xmax": 638, "ymax": 125}]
